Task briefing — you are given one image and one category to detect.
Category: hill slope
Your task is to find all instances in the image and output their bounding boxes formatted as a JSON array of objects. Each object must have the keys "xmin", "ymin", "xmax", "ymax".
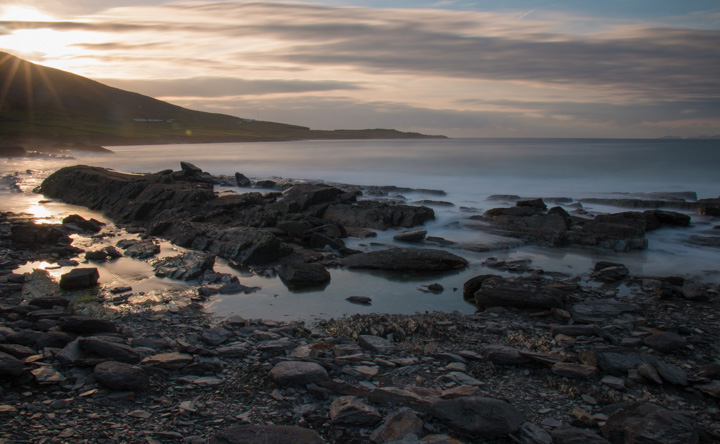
[{"xmin": 0, "ymin": 52, "xmax": 445, "ymax": 145}]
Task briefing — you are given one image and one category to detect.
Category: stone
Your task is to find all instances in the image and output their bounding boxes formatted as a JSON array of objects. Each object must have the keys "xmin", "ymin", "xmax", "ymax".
[
  {"xmin": 370, "ymin": 408, "xmax": 424, "ymax": 443},
  {"xmin": 234, "ymin": 172, "xmax": 251, "ymax": 187},
  {"xmin": 210, "ymin": 424, "xmax": 324, "ymax": 444},
  {"xmin": 516, "ymin": 422, "xmax": 552, "ymax": 444},
  {"xmin": 31, "ymin": 365, "xmax": 65, "ymax": 384},
  {"xmin": 602, "ymin": 402, "xmax": 698, "ymax": 443},
  {"xmin": 0, "ymin": 351, "xmax": 25, "ymax": 378},
  {"xmin": 118, "ymin": 239, "xmax": 161, "ymax": 259},
  {"xmin": 346, "ymin": 296, "xmax": 372, "ymax": 305},
  {"xmin": 278, "ymin": 262, "xmax": 331, "ymax": 289},
  {"xmin": 643, "ymin": 332, "xmax": 687, "ymax": 353},
  {"xmin": 369, "ymin": 386, "xmax": 439, "ymax": 412},
  {"xmin": 393, "ymin": 229, "xmax": 427, "ymax": 242},
  {"xmin": 345, "ymin": 248, "xmax": 468, "ymax": 271},
  {"xmin": 696, "ymin": 380, "xmax": 720, "ymax": 398},
  {"xmin": 330, "ymin": 396, "xmax": 382, "ymax": 426},
  {"xmin": 552, "ymin": 426, "xmax": 611, "ymax": 444},
  {"xmin": 592, "ymin": 262, "xmax": 630, "ymax": 282},
  {"xmin": 58, "ymin": 316, "xmax": 117, "ymax": 334},
  {"xmin": 153, "ymin": 252, "xmax": 215, "ymax": 281},
  {"xmin": 474, "ymin": 275, "xmax": 566, "ymax": 310},
  {"xmin": 94, "ymin": 361, "xmax": 149, "ymax": 391},
  {"xmin": 79, "ymin": 337, "xmax": 142, "ymax": 363},
  {"xmin": 479, "ymin": 345, "xmax": 531, "ymax": 365},
  {"xmin": 323, "ymin": 201, "xmax": 435, "ymax": 230},
  {"xmin": 552, "ymin": 362, "xmax": 599, "ymax": 380},
  {"xmin": 62, "ymin": 214, "xmax": 103, "ymax": 233},
  {"xmin": 429, "ymin": 396, "xmax": 524, "ymax": 437},
  {"xmin": 571, "ymin": 301, "xmax": 640, "ymax": 319},
  {"xmin": 358, "ymin": 335, "xmax": 394, "ymax": 354},
  {"xmin": 270, "ymin": 361, "xmax": 329, "ymax": 386},
  {"xmin": 142, "ymin": 352, "xmax": 193, "ymax": 369},
  {"xmin": 59, "ymin": 268, "xmax": 100, "ymax": 289}
]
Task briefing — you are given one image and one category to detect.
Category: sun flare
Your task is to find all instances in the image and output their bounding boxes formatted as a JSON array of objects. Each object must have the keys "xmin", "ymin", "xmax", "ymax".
[{"xmin": 0, "ymin": 5, "xmax": 54, "ymax": 21}]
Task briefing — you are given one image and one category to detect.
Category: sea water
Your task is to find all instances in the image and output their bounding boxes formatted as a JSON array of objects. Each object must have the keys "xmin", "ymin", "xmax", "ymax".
[{"xmin": 2, "ymin": 138, "xmax": 719, "ymax": 320}]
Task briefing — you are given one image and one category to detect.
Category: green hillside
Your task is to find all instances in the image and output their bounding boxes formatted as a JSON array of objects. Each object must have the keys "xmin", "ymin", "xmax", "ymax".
[{"xmin": 0, "ymin": 52, "xmax": 445, "ymax": 145}]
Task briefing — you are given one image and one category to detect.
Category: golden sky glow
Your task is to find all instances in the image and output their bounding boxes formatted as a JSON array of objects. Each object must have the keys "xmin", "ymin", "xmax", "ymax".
[{"xmin": 1, "ymin": 1, "xmax": 719, "ymax": 137}]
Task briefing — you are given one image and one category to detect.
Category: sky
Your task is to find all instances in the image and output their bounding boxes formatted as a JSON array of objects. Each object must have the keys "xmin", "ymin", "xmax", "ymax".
[{"xmin": 1, "ymin": 0, "xmax": 719, "ymax": 138}]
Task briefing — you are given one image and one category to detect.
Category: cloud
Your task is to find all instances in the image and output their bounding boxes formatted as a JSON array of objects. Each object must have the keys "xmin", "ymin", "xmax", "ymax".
[{"xmin": 97, "ymin": 76, "xmax": 364, "ymax": 97}]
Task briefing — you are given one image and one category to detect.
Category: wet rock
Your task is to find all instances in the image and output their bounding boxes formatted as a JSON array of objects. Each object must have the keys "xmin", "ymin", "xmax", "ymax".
[
  {"xmin": 79, "ymin": 337, "xmax": 142, "ymax": 363},
  {"xmin": 10, "ymin": 223, "xmax": 69, "ymax": 246},
  {"xmin": 0, "ymin": 351, "xmax": 25, "ymax": 378},
  {"xmin": 153, "ymin": 252, "xmax": 215, "ymax": 281},
  {"xmin": 180, "ymin": 161, "xmax": 219, "ymax": 183},
  {"xmin": 643, "ymin": 332, "xmax": 687, "ymax": 353},
  {"xmin": 59, "ymin": 267, "xmax": 99, "ymax": 289},
  {"xmin": 571, "ymin": 301, "xmax": 640, "ymax": 319},
  {"xmin": 346, "ymin": 296, "xmax": 372, "ymax": 305},
  {"xmin": 602, "ymin": 402, "xmax": 698, "ymax": 444},
  {"xmin": 278, "ymin": 262, "xmax": 331, "ymax": 289},
  {"xmin": 94, "ymin": 361, "xmax": 149, "ymax": 391},
  {"xmin": 270, "ymin": 361, "xmax": 329, "ymax": 386},
  {"xmin": 592, "ymin": 262, "xmax": 630, "ymax": 282},
  {"xmin": 393, "ymin": 229, "xmax": 427, "ymax": 242},
  {"xmin": 552, "ymin": 425, "xmax": 611, "ymax": 444},
  {"xmin": 117, "ymin": 239, "xmax": 161, "ymax": 259},
  {"xmin": 62, "ymin": 214, "xmax": 103, "ymax": 233},
  {"xmin": 474, "ymin": 275, "xmax": 566, "ymax": 310},
  {"xmin": 429, "ymin": 396, "xmax": 524, "ymax": 437},
  {"xmin": 479, "ymin": 345, "xmax": 531, "ymax": 365},
  {"xmin": 323, "ymin": 200, "xmax": 435, "ymax": 230},
  {"xmin": 345, "ymin": 248, "xmax": 467, "ymax": 271},
  {"xmin": 642, "ymin": 210, "xmax": 691, "ymax": 230},
  {"xmin": 234, "ymin": 172, "xmax": 251, "ymax": 187},
  {"xmin": 58, "ymin": 316, "xmax": 117, "ymax": 334},
  {"xmin": 273, "ymin": 184, "xmax": 345, "ymax": 214},
  {"xmin": 210, "ymin": 424, "xmax": 324, "ymax": 444},
  {"xmin": 370, "ymin": 408, "xmax": 423, "ymax": 443},
  {"xmin": 330, "ymin": 396, "xmax": 382, "ymax": 426},
  {"xmin": 516, "ymin": 198, "xmax": 547, "ymax": 210},
  {"xmin": 688, "ymin": 235, "xmax": 720, "ymax": 248}
]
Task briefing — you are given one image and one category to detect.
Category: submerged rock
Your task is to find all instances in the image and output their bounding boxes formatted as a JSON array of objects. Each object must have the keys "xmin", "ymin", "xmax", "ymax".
[
  {"xmin": 278, "ymin": 262, "xmax": 331, "ymax": 289},
  {"xmin": 345, "ymin": 248, "xmax": 467, "ymax": 271}
]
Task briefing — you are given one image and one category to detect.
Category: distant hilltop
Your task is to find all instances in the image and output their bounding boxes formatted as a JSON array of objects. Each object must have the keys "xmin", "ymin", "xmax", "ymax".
[
  {"xmin": 0, "ymin": 51, "xmax": 446, "ymax": 146},
  {"xmin": 658, "ymin": 135, "xmax": 720, "ymax": 140}
]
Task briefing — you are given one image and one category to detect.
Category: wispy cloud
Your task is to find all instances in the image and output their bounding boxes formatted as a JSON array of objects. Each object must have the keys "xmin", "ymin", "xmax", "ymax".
[{"xmin": 1, "ymin": 0, "xmax": 718, "ymax": 137}]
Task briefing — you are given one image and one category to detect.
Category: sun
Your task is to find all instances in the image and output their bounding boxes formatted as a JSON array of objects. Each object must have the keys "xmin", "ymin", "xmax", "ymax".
[{"xmin": 0, "ymin": 5, "xmax": 54, "ymax": 21}]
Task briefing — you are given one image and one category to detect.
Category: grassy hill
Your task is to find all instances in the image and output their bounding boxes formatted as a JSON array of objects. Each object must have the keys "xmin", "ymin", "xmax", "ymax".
[{"xmin": 0, "ymin": 52, "xmax": 445, "ymax": 146}]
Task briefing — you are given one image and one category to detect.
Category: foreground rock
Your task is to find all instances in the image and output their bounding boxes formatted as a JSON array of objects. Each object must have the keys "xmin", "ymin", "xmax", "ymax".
[{"xmin": 344, "ymin": 248, "xmax": 468, "ymax": 271}]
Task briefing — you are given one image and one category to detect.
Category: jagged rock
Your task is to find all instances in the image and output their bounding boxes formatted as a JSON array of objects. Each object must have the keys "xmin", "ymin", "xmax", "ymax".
[
  {"xmin": 31, "ymin": 365, "xmax": 65, "ymax": 384},
  {"xmin": 0, "ymin": 352, "xmax": 25, "ymax": 378},
  {"xmin": 602, "ymin": 402, "xmax": 698, "ymax": 443},
  {"xmin": 323, "ymin": 200, "xmax": 435, "ymax": 230},
  {"xmin": 278, "ymin": 262, "xmax": 331, "ymax": 289},
  {"xmin": 234, "ymin": 172, "xmax": 251, "ymax": 187},
  {"xmin": 643, "ymin": 210, "xmax": 691, "ymax": 230},
  {"xmin": 330, "ymin": 396, "xmax": 382, "ymax": 426},
  {"xmin": 369, "ymin": 386, "xmax": 439, "ymax": 412},
  {"xmin": 94, "ymin": 361, "xmax": 149, "ymax": 391},
  {"xmin": 79, "ymin": 337, "xmax": 142, "ymax": 363},
  {"xmin": 393, "ymin": 229, "xmax": 427, "ymax": 242},
  {"xmin": 479, "ymin": 345, "xmax": 531, "ymax": 365},
  {"xmin": 210, "ymin": 424, "xmax": 324, "ymax": 444},
  {"xmin": 117, "ymin": 239, "xmax": 161, "ymax": 258},
  {"xmin": 370, "ymin": 408, "xmax": 423, "ymax": 443},
  {"xmin": 473, "ymin": 275, "xmax": 566, "ymax": 309},
  {"xmin": 345, "ymin": 248, "xmax": 467, "ymax": 271},
  {"xmin": 58, "ymin": 316, "xmax": 117, "ymax": 334},
  {"xmin": 10, "ymin": 223, "xmax": 68, "ymax": 246},
  {"xmin": 153, "ymin": 252, "xmax": 215, "ymax": 281},
  {"xmin": 552, "ymin": 426, "xmax": 611, "ymax": 443},
  {"xmin": 180, "ymin": 161, "xmax": 219, "ymax": 183},
  {"xmin": 592, "ymin": 262, "xmax": 630, "ymax": 282},
  {"xmin": 62, "ymin": 214, "xmax": 103, "ymax": 233},
  {"xmin": 578, "ymin": 347, "xmax": 687, "ymax": 386},
  {"xmin": 270, "ymin": 361, "xmax": 329, "ymax": 386},
  {"xmin": 516, "ymin": 198, "xmax": 547, "ymax": 210},
  {"xmin": 272, "ymin": 184, "xmax": 345, "ymax": 214},
  {"xmin": 429, "ymin": 396, "xmax": 524, "ymax": 437}
]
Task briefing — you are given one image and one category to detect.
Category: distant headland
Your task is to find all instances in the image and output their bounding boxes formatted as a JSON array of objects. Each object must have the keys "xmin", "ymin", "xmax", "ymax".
[{"xmin": 0, "ymin": 52, "xmax": 446, "ymax": 148}]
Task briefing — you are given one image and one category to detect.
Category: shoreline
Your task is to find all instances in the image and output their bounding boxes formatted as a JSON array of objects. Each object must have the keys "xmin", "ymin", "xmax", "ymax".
[{"xmin": 0, "ymin": 162, "xmax": 719, "ymax": 442}]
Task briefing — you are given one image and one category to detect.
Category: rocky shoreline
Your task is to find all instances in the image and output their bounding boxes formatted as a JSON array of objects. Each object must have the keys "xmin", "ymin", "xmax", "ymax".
[{"xmin": 1, "ymin": 163, "xmax": 719, "ymax": 443}]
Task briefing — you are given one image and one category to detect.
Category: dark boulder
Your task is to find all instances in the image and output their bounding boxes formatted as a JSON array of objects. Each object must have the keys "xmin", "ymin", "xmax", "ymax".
[
  {"xmin": 58, "ymin": 316, "xmax": 117, "ymax": 334},
  {"xmin": 643, "ymin": 210, "xmax": 691, "ymax": 230},
  {"xmin": 10, "ymin": 223, "xmax": 69, "ymax": 246},
  {"xmin": 323, "ymin": 201, "xmax": 434, "ymax": 230},
  {"xmin": 272, "ymin": 184, "xmax": 345, "ymax": 214},
  {"xmin": 180, "ymin": 161, "xmax": 219, "ymax": 183},
  {"xmin": 269, "ymin": 361, "xmax": 329, "ymax": 386},
  {"xmin": 59, "ymin": 268, "xmax": 99, "ymax": 290},
  {"xmin": 0, "ymin": 351, "xmax": 25, "ymax": 378},
  {"xmin": 234, "ymin": 172, "xmax": 251, "ymax": 187},
  {"xmin": 62, "ymin": 214, "xmax": 103, "ymax": 233},
  {"xmin": 602, "ymin": 402, "xmax": 698, "ymax": 444},
  {"xmin": 153, "ymin": 252, "xmax": 215, "ymax": 281},
  {"xmin": 474, "ymin": 275, "xmax": 567, "ymax": 309},
  {"xmin": 278, "ymin": 262, "xmax": 331, "ymax": 289},
  {"xmin": 344, "ymin": 248, "xmax": 467, "ymax": 271},
  {"xmin": 429, "ymin": 396, "xmax": 524, "ymax": 437},
  {"xmin": 393, "ymin": 229, "xmax": 427, "ymax": 242},
  {"xmin": 516, "ymin": 198, "xmax": 547, "ymax": 210},
  {"xmin": 94, "ymin": 361, "xmax": 149, "ymax": 391},
  {"xmin": 117, "ymin": 239, "xmax": 161, "ymax": 259},
  {"xmin": 79, "ymin": 337, "xmax": 142, "ymax": 363}
]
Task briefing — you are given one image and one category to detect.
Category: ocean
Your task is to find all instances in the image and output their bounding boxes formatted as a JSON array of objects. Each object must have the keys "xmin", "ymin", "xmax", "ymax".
[{"xmin": 2, "ymin": 138, "xmax": 719, "ymax": 321}]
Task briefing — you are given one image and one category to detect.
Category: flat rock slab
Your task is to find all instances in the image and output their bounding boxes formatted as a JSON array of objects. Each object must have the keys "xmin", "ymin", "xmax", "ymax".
[
  {"xmin": 602, "ymin": 402, "xmax": 699, "ymax": 444},
  {"xmin": 393, "ymin": 229, "xmax": 427, "ymax": 242},
  {"xmin": 142, "ymin": 352, "xmax": 193, "ymax": 369},
  {"xmin": 58, "ymin": 316, "xmax": 117, "ymax": 334},
  {"xmin": 210, "ymin": 424, "xmax": 324, "ymax": 444},
  {"xmin": 474, "ymin": 275, "xmax": 566, "ymax": 310},
  {"xmin": 330, "ymin": 396, "xmax": 382, "ymax": 426},
  {"xmin": 153, "ymin": 252, "xmax": 215, "ymax": 281},
  {"xmin": 345, "ymin": 247, "xmax": 467, "ymax": 271},
  {"xmin": 79, "ymin": 337, "xmax": 142, "ymax": 363}
]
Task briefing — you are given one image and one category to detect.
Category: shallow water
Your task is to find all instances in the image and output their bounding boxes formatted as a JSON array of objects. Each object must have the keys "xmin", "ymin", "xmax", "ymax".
[{"xmin": 2, "ymin": 138, "xmax": 719, "ymax": 320}]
